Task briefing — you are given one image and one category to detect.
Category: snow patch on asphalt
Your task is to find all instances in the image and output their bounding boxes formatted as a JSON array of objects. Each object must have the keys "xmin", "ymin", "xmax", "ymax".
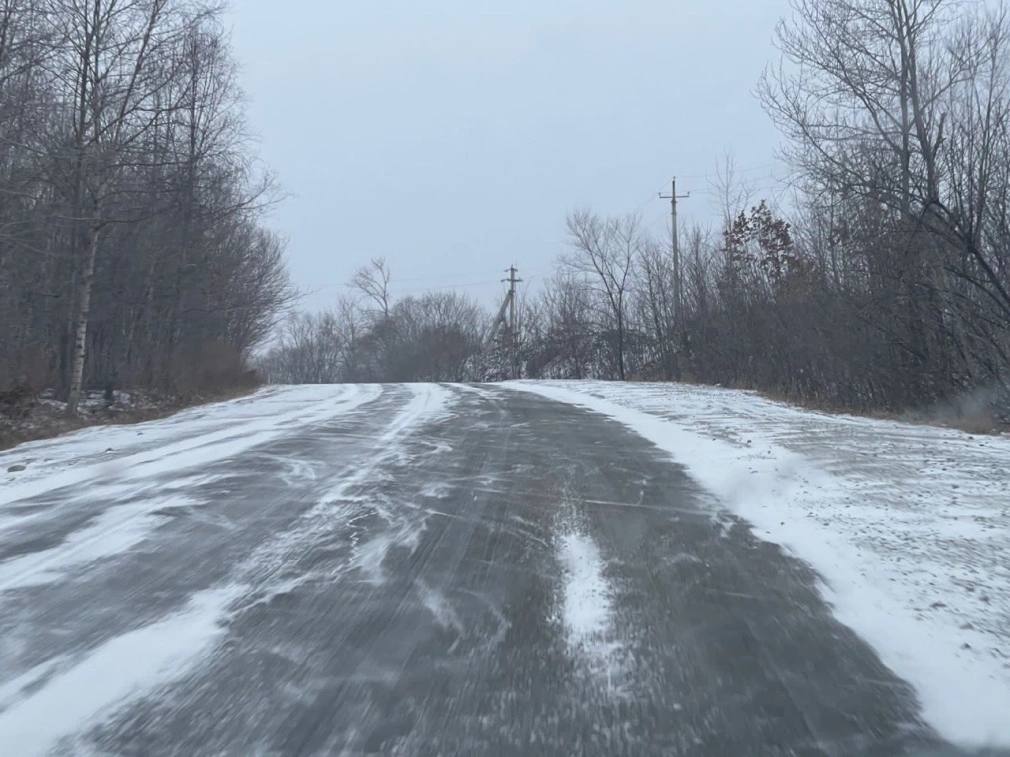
[
  {"xmin": 339, "ymin": 384, "xmax": 455, "ymax": 581},
  {"xmin": 556, "ymin": 530, "xmax": 623, "ymax": 688},
  {"xmin": 418, "ymin": 582, "xmax": 463, "ymax": 635},
  {"xmin": 0, "ymin": 585, "xmax": 240, "ymax": 756},
  {"xmin": 381, "ymin": 383, "xmax": 454, "ymax": 460},
  {"xmin": 239, "ymin": 384, "xmax": 456, "ymax": 597},
  {"xmin": 558, "ymin": 532, "xmax": 611, "ymax": 643},
  {"xmin": 351, "ymin": 533, "xmax": 394, "ymax": 584},
  {"xmin": 0, "ymin": 495, "xmax": 196, "ymax": 592},
  {"xmin": 421, "ymin": 481, "xmax": 451, "ymax": 499},
  {"xmin": 511, "ymin": 380, "xmax": 1010, "ymax": 749},
  {"xmin": 0, "ymin": 385, "xmax": 384, "ymax": 596}
]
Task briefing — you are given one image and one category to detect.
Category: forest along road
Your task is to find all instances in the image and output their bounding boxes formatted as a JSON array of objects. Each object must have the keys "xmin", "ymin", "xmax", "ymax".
[{"xmin": 0, "ymin": 384, "xmax": 984, "ymax": 756}]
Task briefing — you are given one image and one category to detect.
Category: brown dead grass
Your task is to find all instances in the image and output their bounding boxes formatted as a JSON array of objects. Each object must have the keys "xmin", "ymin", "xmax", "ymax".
[
  {"xmin": 752, "ymin": 386, "xmax": 1007, "ymax": 436},
  {"xmin": 0, "ymin": 385, "xmax": 258, "ymax": 453}
]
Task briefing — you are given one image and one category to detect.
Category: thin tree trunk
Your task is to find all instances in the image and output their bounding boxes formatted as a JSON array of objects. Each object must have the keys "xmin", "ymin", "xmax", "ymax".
[
  {"xmin": 67, "ymin": 225, "xmax": 100, "ymax": 415},
  {"xmin": 617, "ymin": 310, "xmax": 626, "ymax": 380}
]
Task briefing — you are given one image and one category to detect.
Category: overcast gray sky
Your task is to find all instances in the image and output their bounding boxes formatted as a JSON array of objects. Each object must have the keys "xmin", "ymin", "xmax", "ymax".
[{"xmin": 227, "ymin": 1, "xmax": 791, "ymax": 311}]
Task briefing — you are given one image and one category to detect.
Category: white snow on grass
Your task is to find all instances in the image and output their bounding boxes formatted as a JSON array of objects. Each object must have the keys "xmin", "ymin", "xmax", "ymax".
[
  {"xmin": 0, "ymin": 585, "xmax": 240, "ymax": 757},
  {"xmin": 510, "ymin": 380, "xmax": 1010, "ymax": 750}
]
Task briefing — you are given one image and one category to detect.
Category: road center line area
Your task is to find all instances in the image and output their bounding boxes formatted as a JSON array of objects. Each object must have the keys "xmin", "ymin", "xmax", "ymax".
[{"xmin": 0, "ymin": 384, "xmax": 1003, "ymax": 755}]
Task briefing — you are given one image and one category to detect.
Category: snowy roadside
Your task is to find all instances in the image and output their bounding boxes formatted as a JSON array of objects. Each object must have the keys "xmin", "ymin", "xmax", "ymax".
[
  {"xmin": 507, "ymin": 380, "xmax": 1010, "ymax": 751},
  {"xmin": 0, "ymin": 387, "xmax": 261, "ymax": 452},
  {"xmin": 0, "ymin": 385, "xmax": 382, "ymax": 514}
]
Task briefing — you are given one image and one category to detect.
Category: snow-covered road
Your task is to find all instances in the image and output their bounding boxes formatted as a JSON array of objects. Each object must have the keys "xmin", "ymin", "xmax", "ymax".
[{"xmin": 0, "ymin": 382, "xmax": 1005, "ymax": 755}]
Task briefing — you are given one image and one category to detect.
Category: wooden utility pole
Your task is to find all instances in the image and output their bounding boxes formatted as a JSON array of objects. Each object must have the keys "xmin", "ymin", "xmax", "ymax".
[
  {"xmin": 502, "ymin": 266, "xmax": 522, "ymax": 379},
  {"xmin": 659, "ymin": 178, "xmax": 690, "ymax": 326},
  {"xmin": 485, "ymin": 266, "xmax": 523, "ymax": 380}
]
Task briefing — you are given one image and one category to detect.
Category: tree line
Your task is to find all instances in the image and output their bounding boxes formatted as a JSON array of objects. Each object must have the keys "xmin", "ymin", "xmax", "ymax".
[
  {"xmin": 264, "ymin": 0, "xmax": 1010, "ymax": 424},
  {"xmin": 260, "ymin": 258, "xmax": 487, "ymax": 385},
  {"xmin": 0, "ymin": 0, "xmax": 290, "ymax": 414}
]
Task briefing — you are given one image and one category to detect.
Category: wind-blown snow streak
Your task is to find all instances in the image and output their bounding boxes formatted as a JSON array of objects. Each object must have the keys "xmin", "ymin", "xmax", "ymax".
[
  {"xmin": 211, "ymin": 383, "xmax": 458, "ymax": 616},
  {"xmin": 0, "ymin": 495, "xmax": 201, "ymax": 592},
  {"xmin": 380, "ymin": 382, "xmax": 455, "ymax": 459},
  {"xmin": 0, "ymin": 586, "xmax": 240, "ymax": 757},
  {"xmin": 0, "ymin": 384, "xmax": 458, "ymax": 755},
  {"xmin": 312, "ymin": 383, "xmax": 455, "ymax": 581},
  {"xmin": 0, "ymin": 385, "xmax": 384, "ymax": 593},
  {"xmin": 209, "ymin": 384, "xmax": 457, "ymax": 613},
  {"xmin": 509, "ymin": 380, "xmax": 1010, "ymax": 750},
  {"xmin": 557, "ymin": 532, "xmax": 613, "ymax": 653}
]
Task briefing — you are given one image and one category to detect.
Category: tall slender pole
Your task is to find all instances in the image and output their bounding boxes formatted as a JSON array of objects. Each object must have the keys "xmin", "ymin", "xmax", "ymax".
[
  {"xmin": 659, "ymin": 178, "xmax": 691, "ymax": 327},
  {"xmin": 508, "ymin": 266, "xmax": 517, "ymax": 346},
  {"xmin": 501, "ymin": 266, "xmax": 522, "ymax": 379},
  {"xmin": 671, "ymin": 179, "xmax": 681, "ymax": 323}
]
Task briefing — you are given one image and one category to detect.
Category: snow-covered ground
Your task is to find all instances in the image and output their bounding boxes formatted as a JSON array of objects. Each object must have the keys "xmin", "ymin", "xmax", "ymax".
[
  {"xmin": 0, "ymin": 384, "xmax": 431, "ymax": 755},
  {"xmin": 1, "ymin": 388, "xmax": 191, "ymax": 451},
  {"xmin": 2, "ymin": 380, "xmax": 1007, "ymax": 753},
  {"xmin": 0, "ymin": 385, "xmax": 380, "ymax": 509},
  {"xmin": 509, "ymin": 380, "xmax": 1010, "ymax": 750}
]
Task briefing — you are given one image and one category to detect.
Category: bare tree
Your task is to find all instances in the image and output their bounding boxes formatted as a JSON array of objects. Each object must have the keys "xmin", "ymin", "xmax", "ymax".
[
  {"xmin": 532, "ymin": 271, "xmax": 595, "ymax": 379},
  {"xmin": 46, "ymin": 0, "xmax": 214, "ymax": 412},
  {"xmin": 759, "ymin": 0, "xmax": 1010, "ymax": 409},
  {"xmin": 635, "ymin": 239, "xmax": 677, "ymax": 378},
  {"xmin": 0, "ymin": 2, "xmax": 289, "ymax": 408},
  {"xmin": 259, "ymin": 311, "xmax": 344, "ymax": 384},
  {"xmin": 563, "ymin": 210, "xmax": 640, "ymax": 380},
  {"xmin": 351, "ymin": 257, "xmax": 392, "ymax": 320}
]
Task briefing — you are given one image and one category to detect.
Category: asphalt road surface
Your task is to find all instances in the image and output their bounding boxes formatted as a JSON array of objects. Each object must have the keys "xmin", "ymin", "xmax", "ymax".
[{"xmin": 0, "ymin": 384, "xmax": 992, "ymax": 755}]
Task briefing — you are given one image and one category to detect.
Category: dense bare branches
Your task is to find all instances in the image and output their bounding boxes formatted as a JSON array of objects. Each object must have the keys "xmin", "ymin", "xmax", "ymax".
[
  {"xmin": 261, "ymin": 272, "xmax": 486, "ymax": 385},
  {"xmin": 563, "ymin": 210, "xmax": 641, "ymax": 380},
  {"xmin": 0, "ymin": 0, "xmax": 288, "ymax": 407},
  {"xmin": 746, "ymin": 0, "xmax": 1010, "ymax": 414},
  {"xmin": 351, "ymin": 257, "xmax": 392, "ymax": 320}
]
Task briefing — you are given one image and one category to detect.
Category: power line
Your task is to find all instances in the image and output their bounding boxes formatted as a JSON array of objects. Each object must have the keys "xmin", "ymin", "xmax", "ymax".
[{"xmin": 676, "ymin": 161, "xmax": 785, "ymax": 181}]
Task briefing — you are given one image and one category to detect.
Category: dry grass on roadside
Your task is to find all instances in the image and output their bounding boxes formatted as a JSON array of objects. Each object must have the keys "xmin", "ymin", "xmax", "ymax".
[{"xmin": 0, "ymin": 386, "xmax": 258, "ymax": 453}]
